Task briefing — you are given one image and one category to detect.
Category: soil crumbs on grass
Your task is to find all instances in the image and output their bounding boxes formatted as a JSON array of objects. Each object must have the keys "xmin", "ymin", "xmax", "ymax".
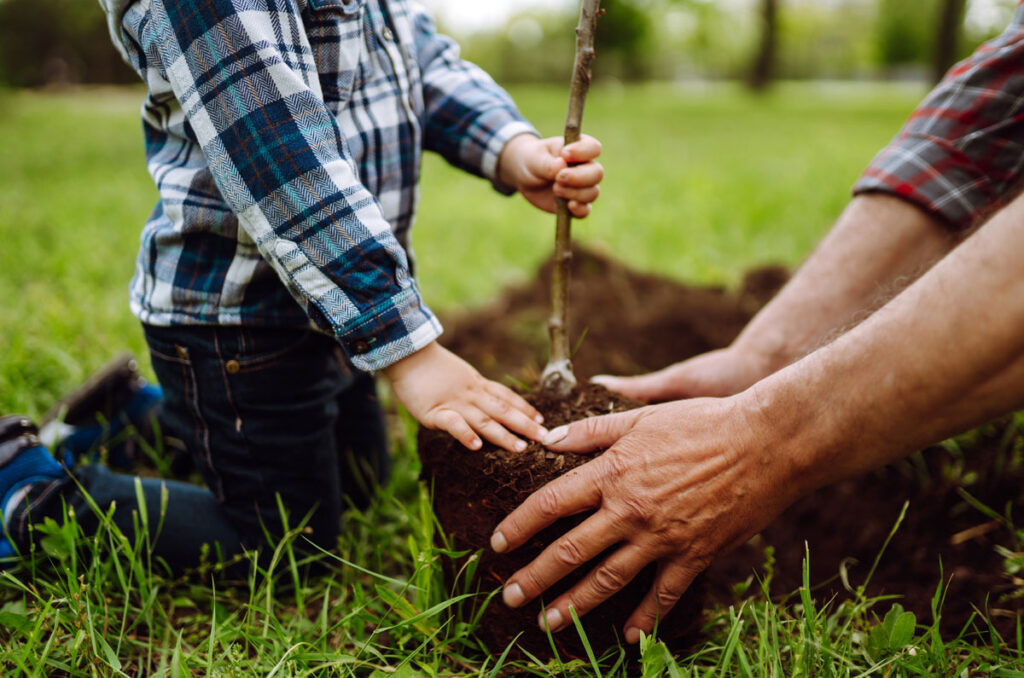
[{"xmin": 431, "ymin": 245, "xmax": 1024, "ymax": 647}]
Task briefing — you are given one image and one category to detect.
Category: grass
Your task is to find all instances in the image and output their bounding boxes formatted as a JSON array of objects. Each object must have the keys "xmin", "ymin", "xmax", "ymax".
[{"xmin": 2, "ymin": 83, "xmax": 1022, "ymax": 675}]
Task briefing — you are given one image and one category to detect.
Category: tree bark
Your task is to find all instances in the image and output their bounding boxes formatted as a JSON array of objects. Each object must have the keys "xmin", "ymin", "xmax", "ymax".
[
  {"xmin": 933, "ymin": 0, "xmax": 967, "ymax": 83},
  {"xmin": 541, "ymin": 0, "xmax": 601, "ymax": 398},
  {"xmin": 748, "ymin": 0, "xmax": 778, "ymax": 91}
]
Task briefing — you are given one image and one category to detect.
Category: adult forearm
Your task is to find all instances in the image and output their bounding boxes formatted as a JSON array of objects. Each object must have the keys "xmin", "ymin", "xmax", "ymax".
[
  {"xmin": 734, "ymin": 194, "xmax": 957, "ymax": 373},
  {"xmin": 753, "ymin": 191, "xmax": 1024, "ymax": 496}
]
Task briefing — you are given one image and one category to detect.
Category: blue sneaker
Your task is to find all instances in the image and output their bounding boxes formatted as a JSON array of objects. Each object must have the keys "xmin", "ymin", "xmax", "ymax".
[
  {"xmin": 0, "ymin": 416, "xmax": 66, "ymax": 560},
  {"xmin": 39, "ymin": 354, "xmax": 163, "ymax": 470}
]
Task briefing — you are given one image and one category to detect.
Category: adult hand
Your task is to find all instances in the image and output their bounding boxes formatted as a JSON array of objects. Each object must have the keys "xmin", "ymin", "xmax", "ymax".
[
  {"xmin": 498, "ymin": 133, "xmax": 604, "ymax": 218},
  {"xmin": 591, "ymin": 346, "xmax": 775, "ymax": 403},
  {"xmin": 490, "ymin": 394, "xmax": 799, "ymax": 643}
]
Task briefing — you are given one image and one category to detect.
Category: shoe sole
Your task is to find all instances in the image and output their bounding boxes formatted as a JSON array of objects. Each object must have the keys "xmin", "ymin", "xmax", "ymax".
[{"xmin": 41, "ymin": 353, "xmax": 142, "ymax": 427}]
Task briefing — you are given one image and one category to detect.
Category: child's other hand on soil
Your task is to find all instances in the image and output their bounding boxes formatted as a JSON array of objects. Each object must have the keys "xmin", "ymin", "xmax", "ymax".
[
  {"xmin": 384, "ymin": 342, "xmax": 547, "ymax": 453},
  {"xmin": 498, "ymin": 133, "xmax": 603, "ymax": 218}
]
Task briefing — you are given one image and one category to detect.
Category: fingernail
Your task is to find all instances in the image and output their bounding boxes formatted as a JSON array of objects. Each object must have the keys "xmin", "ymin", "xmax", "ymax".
[
  {"xmin": 470, "ymin": 438, "xmax": 482, "ymax": 450},
  {"xmin": 503, "ymin": 582, "xmax": 525, "ymax": 607},
  {"xmin": 590, "ymin": 374, "xmax": 617, "ymax": 386},
  {"xmin": 534, "ymin": 414, "xmax": 545, "ymax": 424},
  {"xmin": 539, "ymin": 608, "xmax": 563, "ymax": 632},
  {"xmin": 543, "ymin": 426, "xmax": 569, "ymax": 446},
  {"xmin": 490, "ymin": 530, "xmax": 508, "ymax": 553},
  {"xmin": 514, "ymin": 440, "xmax": 528, "ymax": 452},
  {"xmin": 625, "ymin": 627, "xmax": 643, "ymax": 644}
]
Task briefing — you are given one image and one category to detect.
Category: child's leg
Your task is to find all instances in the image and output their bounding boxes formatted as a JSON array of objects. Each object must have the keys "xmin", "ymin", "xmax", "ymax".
[
  {"xmin": 9, "ymin": 464, "xmax": 243, "ymax": 572},
  {"xmin": 143, "ymin": 324, "xmax": 348, "ymax": 555},
  {"xmin": 334, "ymin": 370, "xmax": 391, "ymax": 510}
]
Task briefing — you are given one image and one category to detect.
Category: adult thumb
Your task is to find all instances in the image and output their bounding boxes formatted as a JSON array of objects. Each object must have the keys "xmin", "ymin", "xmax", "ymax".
[
  {"xmin": 542, "ymin": 408, "xmax": 646, "ymax": 453},
  {"xmin": 591, "ymin": 372, "xmax": 677, "ymax": 403}
]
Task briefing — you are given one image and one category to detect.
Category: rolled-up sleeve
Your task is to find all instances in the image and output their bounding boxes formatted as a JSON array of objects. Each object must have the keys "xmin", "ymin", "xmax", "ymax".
[
  {"xmin": 142, "ymin": 0, "xmax": 441, "ymax": 371},
  {"xmin": 854, "ymin": 6, "xmax": 1024, "ymax": 230},
  {"xmin": 410, "ymin": 6, "xmax": 538, "ymax": 194}
]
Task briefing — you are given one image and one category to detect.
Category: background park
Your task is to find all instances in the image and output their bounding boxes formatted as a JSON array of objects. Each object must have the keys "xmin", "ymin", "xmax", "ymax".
[{"xmin": 1, "ymin": 0, "xmax": 1024, "ymax": 674}]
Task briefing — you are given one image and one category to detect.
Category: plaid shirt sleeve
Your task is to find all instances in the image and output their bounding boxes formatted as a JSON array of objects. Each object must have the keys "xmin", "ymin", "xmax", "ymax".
[
  {"xmin": 409, "ymin": 4, "xmax": 538, "ymax": 195},
  {"xmin": 139, "ymin": 0, "xmax": 441, "ymax": 372},
  {"xmin": 854, "ymin": 5, "xmax": 1024, "ymax": 230}
]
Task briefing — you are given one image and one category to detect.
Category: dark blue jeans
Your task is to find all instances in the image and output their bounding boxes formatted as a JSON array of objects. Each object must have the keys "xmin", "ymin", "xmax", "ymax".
[{"xmin": 12, "ymin": 324, "xmax": 389, "ymax": 574}]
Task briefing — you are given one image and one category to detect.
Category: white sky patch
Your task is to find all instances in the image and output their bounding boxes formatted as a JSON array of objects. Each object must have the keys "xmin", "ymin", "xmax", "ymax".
[{"xmin": 420, "ymin": 0, "xmax": 575, "ymax": 34}]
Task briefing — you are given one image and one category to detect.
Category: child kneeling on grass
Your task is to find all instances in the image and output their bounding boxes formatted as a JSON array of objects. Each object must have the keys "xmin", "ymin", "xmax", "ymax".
[{"xmin": 0, "ymin": 0, "xmax": 603, "ymax": 571}]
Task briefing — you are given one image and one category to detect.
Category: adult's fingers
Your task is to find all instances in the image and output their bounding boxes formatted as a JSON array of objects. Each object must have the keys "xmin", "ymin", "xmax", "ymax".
[
  {"xmin": 490, "ymin": 459, "xmax": 606, "ymax": 553},
  {"xmin": 556, "ymin": 162, "xmax": 604, "ymax": 188},
  {"xmin": 591, "ymin": 370, "xmax": 680, "ymax": 403},
  {"xmin": 502, "ymin": 510, "xmax": 624, "ymax": 608},
  {"xmin": 623, "ymin": 561, "xmax": 704, "ymax": 643},
  {"xmin": 538, "ymin": 544, "xmax": 650, "ymax": 633},
  {"xmin": 541, "ymin": 408, "xmax": 648, "ymax": 453},
  {"xmin": 562, "ymin": 135, "xmax": 602, "ymax": 163}
]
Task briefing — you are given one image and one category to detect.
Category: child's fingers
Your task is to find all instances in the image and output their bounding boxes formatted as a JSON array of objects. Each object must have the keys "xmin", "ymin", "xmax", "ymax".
[
  {"xmin": 526, "ymin": 143, "xmax": 567, "ymax": 181},
  {"xmin": 434, "ymin": 409, "xmax": 482, "ymax": 450},
  {"xmin": 556, "ymin": 162, "xmax": 604, "ymax": 188},
  {"xmin": 468, "ymin": 412, "xmax": 530, "ymax": 453},
  {"xmin": 562, "ymin": 135, "xmax": 602, "ymax": 162},
  {"xmin": 486, "ymin": 381, "xmax": 544, "ymax": 423},
  {"xmin": 568, "ymin": 201, "xmax": 592, "ymax": 218},
  {"xmin": 553, "ymin": 185, "xmax": 600, "ymax": 205},
  {"xmin": 476, "ymin": 389, "xmax": 548, "ymax": 442}
]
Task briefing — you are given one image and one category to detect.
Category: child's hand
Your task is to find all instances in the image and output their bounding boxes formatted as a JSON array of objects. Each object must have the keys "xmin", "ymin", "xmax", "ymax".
[
  {"xmin": 384, "ymin": 342, "xmax": 547, "ymax": 453},
  {"xmin": 498, "ymin": 134, "xmax": 604, "ymax": 218}
]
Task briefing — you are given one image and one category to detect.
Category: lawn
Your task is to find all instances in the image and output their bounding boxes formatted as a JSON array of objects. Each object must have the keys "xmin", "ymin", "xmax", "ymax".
[{"xmin": 2, "ymin": 83, "xmax": 1022, "ymax": 675}]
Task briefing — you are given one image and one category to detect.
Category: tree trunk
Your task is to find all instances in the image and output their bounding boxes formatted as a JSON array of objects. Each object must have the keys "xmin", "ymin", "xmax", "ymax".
[
  {"xmin": 748, "ymin": 0, "xmax": 779, "ymax": 91},
  {"xmin": 933, "ymin": 0, "xmax": 967, "ymax": 83}
]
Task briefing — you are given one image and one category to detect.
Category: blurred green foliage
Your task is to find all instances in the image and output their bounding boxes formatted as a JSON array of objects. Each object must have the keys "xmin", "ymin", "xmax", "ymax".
[{"xmin": 0, "ymin": 0, "xmax": 1017, "ymax": 87}]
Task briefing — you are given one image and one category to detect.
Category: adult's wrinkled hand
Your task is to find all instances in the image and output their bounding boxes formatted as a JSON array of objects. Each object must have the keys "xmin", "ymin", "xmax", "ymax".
[{"xmin": 489, "ymin": 394, "xmax": 799, "ymax": 643}]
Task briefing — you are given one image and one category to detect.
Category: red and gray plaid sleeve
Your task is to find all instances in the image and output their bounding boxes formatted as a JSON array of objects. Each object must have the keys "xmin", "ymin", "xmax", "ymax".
[{"xmin": 854, "ymin": 4, "xmax": 1024, "ymax": 230}]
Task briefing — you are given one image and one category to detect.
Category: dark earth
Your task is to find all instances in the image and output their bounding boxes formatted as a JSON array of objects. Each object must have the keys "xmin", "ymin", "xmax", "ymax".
[{"xmin": 418, "ymin": 245, "xmax": 1024, "ymax": 657}]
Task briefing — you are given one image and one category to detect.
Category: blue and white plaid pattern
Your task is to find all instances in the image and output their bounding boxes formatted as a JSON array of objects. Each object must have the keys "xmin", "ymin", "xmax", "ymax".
[{"xmin": 102, "ymin": 0, "xmax": 536, "ymax": 371}]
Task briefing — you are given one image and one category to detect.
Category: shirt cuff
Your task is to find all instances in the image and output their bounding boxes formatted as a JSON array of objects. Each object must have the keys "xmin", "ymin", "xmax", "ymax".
[
  {"xmin": 476, "ymin": 120, "xmax": 540, "ymax": 196},
  {"xmin": 335, "ymin": 286, "xmax": 444, "ymax": 372},
  {"xmin": 852, "ymin": 133, "xmax": 1000, "ymax": 231}
]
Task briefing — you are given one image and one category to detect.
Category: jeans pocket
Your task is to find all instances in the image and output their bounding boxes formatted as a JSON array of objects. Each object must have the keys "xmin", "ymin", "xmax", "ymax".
[{"xmin": 145, "ymin": 330, "xmax": 227, "ymax": 501}]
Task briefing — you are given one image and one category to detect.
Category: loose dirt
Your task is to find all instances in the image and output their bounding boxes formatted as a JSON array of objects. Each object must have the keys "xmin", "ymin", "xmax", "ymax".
[{"xmin": 420, "ymin": 246, "xmax": 1023, "ymax": 656}]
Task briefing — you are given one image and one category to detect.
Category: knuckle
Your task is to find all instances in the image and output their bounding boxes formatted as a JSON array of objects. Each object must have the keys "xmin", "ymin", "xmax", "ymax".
[
  {"xmin": 622, "ymin": 495, "xmax": 657, "ymax": 524},
  {"xmin": 591, "ymin": 563, "xmax": 628, "ymax": 596},
  {"xmin": 553, "ymin": 537, "xmax": 586, "ymax": 568},
  {"xmin": 523, "ymin": 568, "xmax": 548, "ymax": 597},
  {"xmin": 536, "ymin": 486, "xmax": 562, "ymax": 520},
  {"xmin": 600, "ymin": 450, "xmax": 631, "ymax": 481},
  {"xmin": 655, "ymin": 583, "xmax": 684, "ymax": 611}
]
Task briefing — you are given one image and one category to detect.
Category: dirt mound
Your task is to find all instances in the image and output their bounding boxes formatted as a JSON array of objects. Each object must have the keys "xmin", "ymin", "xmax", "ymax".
[
  {"xmin": 434, "ymin": 246, "xmax": 1024, "ymax": 643},
  {"xmin": 440, "ymin": 246, "xmax": 788, "ymax": 384}
]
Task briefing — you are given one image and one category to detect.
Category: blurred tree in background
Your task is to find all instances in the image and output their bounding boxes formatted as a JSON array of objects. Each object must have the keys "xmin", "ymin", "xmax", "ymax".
[
  {"xmin": 0, "ymin": 0, "xmax": 1016, "ymax": 88},
  {"xmin": 0, "ymin": 0, "xmax": 135, "ymax": 87}
]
